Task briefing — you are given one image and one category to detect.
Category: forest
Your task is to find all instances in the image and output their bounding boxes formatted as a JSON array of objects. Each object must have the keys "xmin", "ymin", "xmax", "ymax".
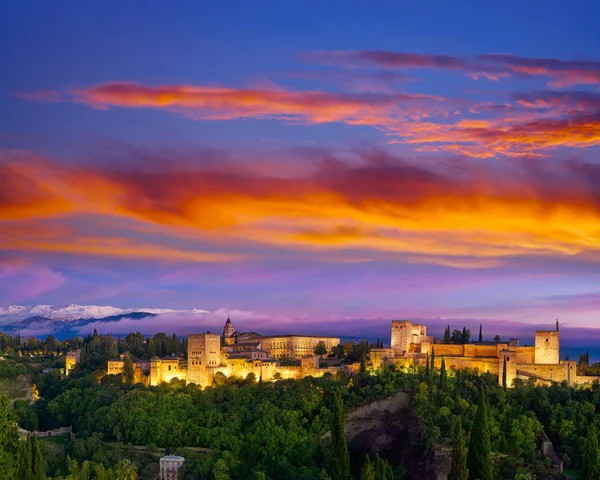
[{"xmin": 1, "ymin": 331, "xmax": 600, "ymax": 479}]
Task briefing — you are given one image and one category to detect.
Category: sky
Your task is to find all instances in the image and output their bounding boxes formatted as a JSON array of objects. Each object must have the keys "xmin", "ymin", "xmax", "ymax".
[{"xmin": 1, "ymin": 1, "xmax": 600, "ymax": 342}]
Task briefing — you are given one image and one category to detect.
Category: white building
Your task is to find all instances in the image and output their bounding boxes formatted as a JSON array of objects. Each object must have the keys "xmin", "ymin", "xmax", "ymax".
[{"xmin": 159, "ymin": 455, "xmax": 184, "ymax": 479}]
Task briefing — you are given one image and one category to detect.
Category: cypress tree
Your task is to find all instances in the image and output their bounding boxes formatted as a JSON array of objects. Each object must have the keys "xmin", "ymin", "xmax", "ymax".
[
  {"xmin": 148, "ymin": 339, "xmax": 156, "ymax": 358},
  {"xmin": 425, "ymin": 353, "xmax": 430, "ymax": 378},
  {"xmin": 502, "ymin": 356, "xmax": 507, "ymax": 389},
  {"xmin": 440, "ymin": 357, "xmax": 447, "ymax": 390},
  {"xmin": 360, "ymin": 355, "xmax": 367, "ymax": 374},
  {"xmin": 122, "ymin": 353, "xmax": 135, "ymax": 384},
  {"xmin": 467, "ymin": 387, "xmax": 493, "ymax": 480},
  {"xmin": 582, "ymin": 424, "xmax": 600, "ymax": 480},
  {"xmin": 478, "ymin": 324, "xmax": 483, "ymax": 343},
  {"xmin": 430, "ymin": 346, "xmax": 435, "ymax": 371},
  {"xmin": 449, "ymin": 417, "xmax": 469, "ymax": 480},
  {"xmin": 444, "ymin": 326, "xmax": 451, "ymax": 344},
  {"xmin": 462, "ymin": 327, "xmax": 468, "ymax": 344},
  {"xmin": 329, "ymin": 389, "xmax": 351, "ymax": 480},
  {"xmin": 360, "ymin": 455, "xmax": 375, "ymax": 480},
  {"xmin": 374, "ymin": 454, "xmax": 394, "ymax": 480},
  {"xmin": 31, "ymin": 434, "xmax": 45, "ymax": 480},
  {"xmin": 17, "ymin": 436, "xmax": 33, "ymax": 480}
]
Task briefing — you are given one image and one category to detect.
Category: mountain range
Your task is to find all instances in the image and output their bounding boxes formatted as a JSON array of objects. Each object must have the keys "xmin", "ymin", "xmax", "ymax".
[{"xmin": 0, "ymin": 304, "xmax": 209, "ymax": 337}]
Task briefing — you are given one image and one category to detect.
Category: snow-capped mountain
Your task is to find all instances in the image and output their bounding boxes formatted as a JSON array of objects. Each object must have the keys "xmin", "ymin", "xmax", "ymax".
[
  {"xmin": 0, "ymin": 304, "xmax": 174, "ymax": 324},
  {"xmin": 0, "ymin": 304, "xmax": 212, "ymax": 337}
]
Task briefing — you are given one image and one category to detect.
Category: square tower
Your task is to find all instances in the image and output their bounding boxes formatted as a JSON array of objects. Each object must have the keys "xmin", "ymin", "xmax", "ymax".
[
  {"xmin": 535, "ymin": 329, "xmax": 560, "ymax": 365},
  {"xmin": 188, "ymin": 333, "xmax": 221, "ymax": 385},
  {"xmin": 391, "ymin": 320, "xmax": 412, "ymax": 355}
]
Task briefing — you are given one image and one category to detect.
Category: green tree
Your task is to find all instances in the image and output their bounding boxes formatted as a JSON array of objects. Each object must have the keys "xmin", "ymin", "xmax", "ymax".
[
  {"xmin": 449, "ymin": 417, "xmax": 468, "ymax": 480},
  {"xmin": 430, "ymin": 346, "xmax": 435, "ymax": 371},
  {"xmin": 467, "ymin": 387, "xmax": 493, "ymax": 480},
  {"xmin": 213, "ymin": 459, "xmax": 231, "ymax": 480},
  {"xmin": 31, "ymin": 434, "xmax": 46, "ymax": 480},
  {"xmin": 425, "ymin": 353, "xmax": 430, "ymax": 378},
  {"xmin": 502, "ymin": 356, "xmax": 507, "ymax": 389},
  {"xmin": 16, "ymin": 436, "xmax": 33, "ymax": 480},
  {"xmin": 114, "ymin": 459, "xmax": 137, "ymax": 480},
  {"xmin": 0, "ymin": 395, "xmax": 20, "ymax": 480},
  {"xmin": 444, "ymin": 326, "xmax": 451, "ymax": 344},
  {"xmin": 582, "ymin": 424, "xmax": 600, "ymax": 480},
  {"xmin": 360, "ymin": 455, "xmax": 375, "ymax": 480},
  {"xmin": 479, "ymin": 324, "xmax": 483, "ymax": 343},
  {"xmin": 147, "ymin": 339, "xmax": 156, "ymax": 358},
  {"xmin": 440, "ymin": 357, "xmax": 447, "ymax": 390},
  {"xmin": 122, "ymin": 353, "xmax": 135, "ymax": 384},
  {"xmin": 315, "ymin": 343, "xmax": 327, "ymax": 356},
  {"xmin": 373, "ymin": 454, "xmax": 393, "ymax": 480},
  {"xmin": 329, "ymin": 389, "xmax": 350, "ymax": 480}
]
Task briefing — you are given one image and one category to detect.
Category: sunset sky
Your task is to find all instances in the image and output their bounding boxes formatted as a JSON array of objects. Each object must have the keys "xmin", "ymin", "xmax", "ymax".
[{"xmin": 2, "ymin": 1, "xmax": 600, "ymax": 340}]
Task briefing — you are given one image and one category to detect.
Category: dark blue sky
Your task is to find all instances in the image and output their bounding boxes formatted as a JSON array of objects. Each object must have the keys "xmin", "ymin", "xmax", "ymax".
[{"xmin": 1, "ymin": 1, "xmax": 600, "ymax": 340}]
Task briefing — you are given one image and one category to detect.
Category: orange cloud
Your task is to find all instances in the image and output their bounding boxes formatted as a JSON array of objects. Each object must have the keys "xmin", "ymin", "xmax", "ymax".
[
  {"xmin": 307, "ymin": 50, "xmax": 600, "ymax": 87},
  {"xmin": 66, "ymin": 81, "xmax": 448, "ymax": 125},
  {"xmin": 18, "ymin": 80, "xmax": 600, "ymax": 157},
  {"xmin": 3, "ymin": 149, "xmax": 600, "ymax": 267}
]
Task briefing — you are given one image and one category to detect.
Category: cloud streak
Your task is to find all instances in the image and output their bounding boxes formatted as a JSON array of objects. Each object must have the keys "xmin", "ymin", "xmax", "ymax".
[
  {"xmin": 18, "ymin": 79, "xmax": 600, "ymax": 157},
  {"xmin": 306, "ymin": 50, "xmax": 600, "ymax": 87},
  {"xmin": 3, "ymin": 147, "xmax": 600, "ymax": 267}
]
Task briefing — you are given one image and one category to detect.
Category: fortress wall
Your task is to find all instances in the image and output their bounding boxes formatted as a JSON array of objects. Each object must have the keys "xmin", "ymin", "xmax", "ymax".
[
  {"xmin": 474, "ymin": 345, "xmax": 499, "ymax": 357},
  {"xmin": 432, "ymin": 345, "xmax": 464, "ymax": 356},
  {"xmin": 370, "ymin": 348, "xmax": 395, "ymax": 369},
  {"xmin": 573, "ymin": 375, "xmax": 600, "ymax": 386},
  {"xmin": 516, "ymin": 347, "xmax": 535, "ymax": 364},
  {"xmin": 517, "ymin": 363, "xmax": 569, "ymax": 383},
  {"xmin": 435, "ymin": 356, "xmax": 499, "ymax": 374}
]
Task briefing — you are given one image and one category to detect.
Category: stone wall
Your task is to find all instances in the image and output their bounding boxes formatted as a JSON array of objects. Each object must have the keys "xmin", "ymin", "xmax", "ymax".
[
  {"xmin": 516, "ymin": 346, "xmax": 535, "ymax": 364},
  {"xmin": 150, "ymin": 358, "xmax": 186, "ymax": 386}
]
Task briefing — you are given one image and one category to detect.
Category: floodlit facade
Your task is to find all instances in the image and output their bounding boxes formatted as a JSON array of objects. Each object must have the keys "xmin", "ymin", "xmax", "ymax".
[
  {"xmin": 104, "ymin": 317, "xmax": 341, "ymax": 388},
  {"xmin": 372, "ymin": 320, "xmax": 578, "ymax": 388},
  {"xmin": 159, "ymin": 455, "xmax": 184, "ymax": 480}
]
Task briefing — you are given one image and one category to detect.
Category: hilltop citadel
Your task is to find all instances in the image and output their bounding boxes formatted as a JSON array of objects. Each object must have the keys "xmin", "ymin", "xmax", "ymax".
[{"xmin": 88, "ymin": 318, "xmax": 588, "ymax": 388}]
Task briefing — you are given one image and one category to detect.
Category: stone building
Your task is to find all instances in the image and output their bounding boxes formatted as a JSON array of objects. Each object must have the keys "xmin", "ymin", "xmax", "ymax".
[
  {"xmin": 107, "ymin": 317, "xmax": 341, "ymax": 388},
  {"xmin": 107, "ymin": 354, "xmax": 149, "ymax": 384},
  {"xmin": 222, "ymin": 317, "xmax": 340, "ymax": 359},
  {"xmin": 159, "ymin": 455, "xmax": 184, "ymax": 479},
  {"xmin": 65, "ymin": 349, "xmax": 81, "ymax": 375},
  {"xmin": 374, "ymin": 320, "xmax": 577, "ymax": 388},
  {"xmin": 391, "ymin": 320, "xmax": 433, "ymax": 355}
]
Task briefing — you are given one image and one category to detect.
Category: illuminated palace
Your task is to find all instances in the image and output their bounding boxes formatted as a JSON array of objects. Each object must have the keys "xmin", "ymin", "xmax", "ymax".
[
  {"xmin": 371, "ymin": 320, "xmax": 580, "ymax": 387},
  {"xmin": 107, "ymin": 317, "xmax": 341, "ymax": 387},
  {"xmin": 104, "ymin": 317, "xmax": 584, "ymax": 389}
]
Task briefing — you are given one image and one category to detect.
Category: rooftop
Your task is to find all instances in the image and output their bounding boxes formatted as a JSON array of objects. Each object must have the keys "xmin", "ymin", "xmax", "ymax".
[{"xmin": 160, "ymin": 455, "xmax": 184, "ymax": 461}]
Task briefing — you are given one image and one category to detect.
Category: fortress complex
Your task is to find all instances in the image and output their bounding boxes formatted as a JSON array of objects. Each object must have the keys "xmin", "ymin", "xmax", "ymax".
[
  {"xmin": 371, "ymin": 320, "xmax": 578, "ymax": 387},
  {"xmin": 107, "ymin": 317, "xmax": 341, "ymax": 388}
]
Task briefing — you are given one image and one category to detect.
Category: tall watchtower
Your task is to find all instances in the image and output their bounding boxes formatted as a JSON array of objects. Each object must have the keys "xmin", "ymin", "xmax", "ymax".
[
  {"xmin": 534, "ymin": 321, "xmax": 560, "ymax": 365},
  {"xmin": 391, "ymin": 320, "xmax": 412, "ymax": 355},
  {"xmin": 187, "ymin": 333, "xmax": 221, "ymax": 385}
]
